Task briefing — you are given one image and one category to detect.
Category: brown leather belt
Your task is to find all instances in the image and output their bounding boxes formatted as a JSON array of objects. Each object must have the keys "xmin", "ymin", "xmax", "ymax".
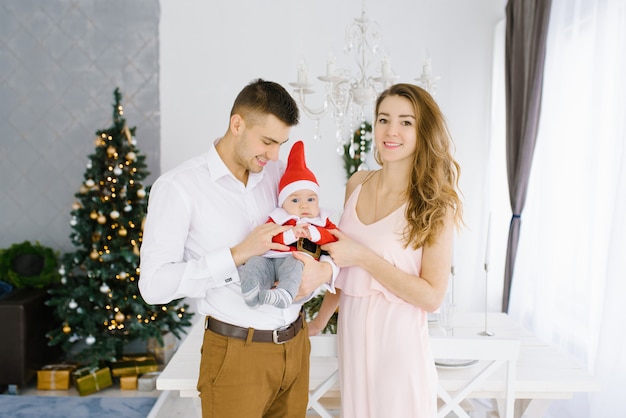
[{"xmin": 204, "ymin": 314, "xmax": 304, "ymax": 344}]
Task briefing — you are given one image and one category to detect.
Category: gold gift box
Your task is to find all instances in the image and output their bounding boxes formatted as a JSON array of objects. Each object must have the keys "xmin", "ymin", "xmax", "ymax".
[
  {"xmin": 72, "ymin": 366, "xmax": 113, "ymax": 396},
  {"xmin": 37, "ymin": 364, "xmax": 79, "ymax": 390},
  {"xmin": 120, "ymin": 374, "xmax": 138, "ymax": 390},
  {"xmin": 110, "ymin": 354, "xmax": 158, "ymax": 377}
]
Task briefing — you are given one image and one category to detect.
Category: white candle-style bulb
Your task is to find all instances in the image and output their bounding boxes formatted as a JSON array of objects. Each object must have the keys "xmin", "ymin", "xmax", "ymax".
[
  {"xmin": 381, "ymin": 56, "xmax": 392, "ymax": 78},
  {"xmin": 326, "ymin": 53, "xmax": 336, "ymax": 76},
  {"xmin": 485, "ymin": 212, "xmax": 491, "ymax": 266},
  {"xmin": 422, "ymin": 58, "xmax": 432, "ymax": 77},
  {"xmin": 297, "ymin": 62, "xmax": 308, "ymax": 84}
]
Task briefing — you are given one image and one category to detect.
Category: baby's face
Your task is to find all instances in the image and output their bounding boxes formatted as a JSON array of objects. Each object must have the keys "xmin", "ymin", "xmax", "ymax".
[{"xmin": 282, "ymin": 189, "xmax": 320, "ymax": 218}]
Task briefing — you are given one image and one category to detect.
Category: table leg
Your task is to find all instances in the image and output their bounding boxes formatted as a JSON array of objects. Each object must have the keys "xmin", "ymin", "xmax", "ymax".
[{"xmin": 193, "ymin": 396, "xmax": 202, "ymax": 418}]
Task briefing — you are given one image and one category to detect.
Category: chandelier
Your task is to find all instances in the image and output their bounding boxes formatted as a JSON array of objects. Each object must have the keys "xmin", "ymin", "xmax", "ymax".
[{"xmin": 290, "ymin": 7, "xmax": 440, "ymax": 161}]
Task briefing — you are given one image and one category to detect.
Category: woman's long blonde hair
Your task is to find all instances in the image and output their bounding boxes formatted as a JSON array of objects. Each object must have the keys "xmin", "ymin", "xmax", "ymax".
[{"xmin": 374, "ymin": 83, "xmax": 463, "ymax": 249}]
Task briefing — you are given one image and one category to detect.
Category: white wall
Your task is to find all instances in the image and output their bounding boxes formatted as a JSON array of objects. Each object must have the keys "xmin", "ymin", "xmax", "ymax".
[{"xmin": 159, "ymin": 0, "xmax": 507, "ymax": 313}]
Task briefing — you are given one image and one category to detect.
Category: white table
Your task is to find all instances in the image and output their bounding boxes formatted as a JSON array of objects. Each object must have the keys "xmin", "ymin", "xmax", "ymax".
[
  {"xmin": 431, "ymin": 312, "xmax": 599, "ymax": 417},
  {"xmin": 157, "ymin": 313, "xmax": 599, "ymax": 417}
]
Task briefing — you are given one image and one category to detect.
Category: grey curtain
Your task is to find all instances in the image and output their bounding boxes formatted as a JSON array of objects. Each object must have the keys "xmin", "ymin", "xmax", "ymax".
[{"xmin": 502, "ymin": 0, "xmax": 552, "ymax": 312}]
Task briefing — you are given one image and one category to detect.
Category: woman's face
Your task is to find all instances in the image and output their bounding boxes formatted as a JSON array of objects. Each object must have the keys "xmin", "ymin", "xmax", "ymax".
[{"xmin": 374, "ymin": 95, "xmax": 417, "ymax": 164}]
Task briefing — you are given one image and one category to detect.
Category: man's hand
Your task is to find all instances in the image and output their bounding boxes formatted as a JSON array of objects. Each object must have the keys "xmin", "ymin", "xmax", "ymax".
[
  {"xmin": 230, "ymin": 223, "xmax": 291, "ymax": 266},
  {"xmin": 292, "ymin": 251, "xmax": 332, "ymax": 301}
]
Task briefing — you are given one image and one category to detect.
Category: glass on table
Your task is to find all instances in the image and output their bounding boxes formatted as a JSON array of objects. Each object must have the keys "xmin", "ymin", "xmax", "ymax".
[{"xmin": 437, "ymin": 292, "xmax": 455, "ymax": 336}]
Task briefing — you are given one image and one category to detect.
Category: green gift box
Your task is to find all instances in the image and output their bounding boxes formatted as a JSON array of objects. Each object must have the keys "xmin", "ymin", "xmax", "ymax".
[
  {"xmin": 110, "ymin": 354, "xmax": 158, "ymax": 377},
  {"xmin": 72, "ymin": 366, "xmax": 113, "ymax": 396}
]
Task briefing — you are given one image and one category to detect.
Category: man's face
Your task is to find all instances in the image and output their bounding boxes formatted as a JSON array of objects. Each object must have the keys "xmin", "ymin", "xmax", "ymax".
[
  {"xmin": 281, "ymin": 189, "xmax": 320, "ymax": 218},
  {"xmin": 235, "ymin": 114, "xmax": 291, "ymax": 174}
]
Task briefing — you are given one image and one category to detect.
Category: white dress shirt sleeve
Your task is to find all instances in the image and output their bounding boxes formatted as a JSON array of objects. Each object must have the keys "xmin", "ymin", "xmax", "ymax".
[{"xmin": 139, "ymin": 176, "xmax": 238, "ymax": 305}]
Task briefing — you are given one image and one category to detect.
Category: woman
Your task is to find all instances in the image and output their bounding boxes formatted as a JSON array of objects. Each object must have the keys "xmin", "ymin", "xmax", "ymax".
[{"xmin": 310, "ymin": 83, "xmax": 463, "ymax": 417}]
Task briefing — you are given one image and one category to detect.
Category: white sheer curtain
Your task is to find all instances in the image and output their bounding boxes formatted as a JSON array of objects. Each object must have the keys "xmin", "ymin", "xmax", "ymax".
[{"xmin": 505, "ymin": 0, "xmax": 626, "ymax": 416}]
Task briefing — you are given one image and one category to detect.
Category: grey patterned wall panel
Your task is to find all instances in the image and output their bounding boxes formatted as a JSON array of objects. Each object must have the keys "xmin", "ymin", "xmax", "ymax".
[{"xmin": 0, "ymin": 0, "xmax": 160, "ymax": 252}]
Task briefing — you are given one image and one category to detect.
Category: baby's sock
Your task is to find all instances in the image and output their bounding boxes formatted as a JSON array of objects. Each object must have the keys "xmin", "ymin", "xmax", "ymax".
[
  {"xmin": 242, "ymin": 284, "xmax": 260, "ymax": 308},
  {"xmin": 260, "ymin": 288, "xmax": 293, "ymax": 309}
]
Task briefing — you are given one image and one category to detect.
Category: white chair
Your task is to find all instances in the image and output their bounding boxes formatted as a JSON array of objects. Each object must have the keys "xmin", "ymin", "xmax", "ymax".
[
  {"xmin": 308, "ymin": 334, "xmax": 339, "ymax": 417},
  {"xmin": 431, "ymin": 337, "xmax": 520, "ymax": 418}
]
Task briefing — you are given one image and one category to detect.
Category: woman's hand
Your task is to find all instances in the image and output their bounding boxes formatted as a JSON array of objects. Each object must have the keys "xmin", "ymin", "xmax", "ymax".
[
  {"xmin": 307, "ymin": 320, "xmax": 322, "ymax": 336},
  {"xmin": 321, "ymin": 229, "xmax": 368, "ymax": 268}
]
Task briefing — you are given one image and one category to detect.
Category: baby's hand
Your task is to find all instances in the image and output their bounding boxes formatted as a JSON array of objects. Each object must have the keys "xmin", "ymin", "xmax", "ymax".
[{"xmin": 293, "ymin": 224, "xmax": 311, "ymax": 239}]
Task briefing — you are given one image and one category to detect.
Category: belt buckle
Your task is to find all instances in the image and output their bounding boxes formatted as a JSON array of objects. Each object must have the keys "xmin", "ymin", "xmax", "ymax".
[{"xmin": 272, "ymin": 324, "xmax": 290, "ymax": 344}]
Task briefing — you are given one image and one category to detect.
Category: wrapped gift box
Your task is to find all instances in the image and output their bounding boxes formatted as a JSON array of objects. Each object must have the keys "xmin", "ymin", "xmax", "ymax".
[
  {"xmin": 110, "ymin": 354, "xmax": 158, "ymax": 377},
  {"xmin": 37, "ymin": 363, "xmax": 79, "ymax": 390},
  {"xmin": 147, "ymin": 332, "xmax": 177, "ymax": 365},
  {"xmin": 72, "ymin": 366, "xmax": 113, "ymax": 396},
  {"xmin": 119, "ymin": 374, "xmax": 138, "ymax": 390},
  {"xmin": 138, "ymin": 371, "xmax": 160, "ymax": 391}
]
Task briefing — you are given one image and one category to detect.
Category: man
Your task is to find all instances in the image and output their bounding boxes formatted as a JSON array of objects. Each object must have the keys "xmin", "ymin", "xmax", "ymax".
[{"xmin": 139, "ymin": 79, "xmax": 336, "ymax": 417}]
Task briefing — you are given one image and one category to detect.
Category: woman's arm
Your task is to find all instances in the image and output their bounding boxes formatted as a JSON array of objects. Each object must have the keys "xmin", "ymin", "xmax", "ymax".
[
  {"xmin": 308, "ymin": 290, "xmax": 341, "ymax": 336},
  {"xmin": 322, "ymin": 208, "xmax": 453, "ymax": 312}
]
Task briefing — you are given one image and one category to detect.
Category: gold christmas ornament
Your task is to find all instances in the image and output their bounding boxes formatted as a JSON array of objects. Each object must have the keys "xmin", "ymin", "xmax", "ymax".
[
  {"xmin": 136, "ymin": 188, "xmax": 146, "ymax": 198},
  {"xmin": 90, "ymin": 249, "xmax": 99, "ymax": 259},
  {"xmin": 115, "ymin": 311, "xmax": 125, "ymax": 322},
  {"xmin": 62, "ymin": 324, "xmax": 71, "ymax": 334},
  {"xmin": 97, "ymin": 215, "xmax": 106, "ymax": 224},
  {"xmin": 72, "ymin": 201, "xmax": 82, "ymax": 210},
  {"xmin": 89, "ymin": 211, "xmax": 98, "ymax": 220},
  {"xmin": 118, "ymin": 227, "xmax": 127, "ymax": 237},
  {"xmin": 107, "ymin": 146, "xmax": 116, "ymax": 156},
  {"xmin": 92, "ymin": 232, "xmax": 101, "ymax": 242}
]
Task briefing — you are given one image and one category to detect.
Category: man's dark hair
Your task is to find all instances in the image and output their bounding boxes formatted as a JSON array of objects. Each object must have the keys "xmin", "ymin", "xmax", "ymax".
[{"xmin": 231, "ymin": 78, "xmax": 299, "ymax": 127}]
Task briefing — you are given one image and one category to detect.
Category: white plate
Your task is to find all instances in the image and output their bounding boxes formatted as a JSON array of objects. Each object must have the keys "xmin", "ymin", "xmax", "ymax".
[{"xmin": 435, "ymin": 359, "xmax": 479, "ymax": 369}]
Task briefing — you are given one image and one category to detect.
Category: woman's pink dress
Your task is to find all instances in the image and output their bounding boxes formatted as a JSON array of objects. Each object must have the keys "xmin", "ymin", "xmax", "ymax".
[{"xmin": 335, "ymin": 184, "xmax": 438, "ymax": 418}]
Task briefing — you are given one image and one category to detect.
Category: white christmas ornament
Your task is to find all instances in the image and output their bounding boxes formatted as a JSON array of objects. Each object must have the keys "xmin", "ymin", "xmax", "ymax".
[
  {"xmin": 137, "ymin": 189, "xmax": 146, "ymax": 198},
  {"xmin": 85, "ymin": 179, "xmax": 95, "ymax": 187},
  {"xmin": 100, "ymin": 284, "xmax": 111, "ymax": 293},
  {"xmin": 68, "ymin": 300, "xmax": 77, "ymax": 309},
  {"xmin": 113, "ymin": 167, "xmax": 123, "ymax": 175},
  {"xmin": 85, "ymin": 335, "xmax": 96, "ymax": 345},
  {"xmin": 110, "ymin": 210, "xmax": 120, "ymax": 219}
]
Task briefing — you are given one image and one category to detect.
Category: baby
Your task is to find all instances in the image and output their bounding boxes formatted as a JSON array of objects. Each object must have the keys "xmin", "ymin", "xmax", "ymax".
[{"xmin": 239, "ymin": 140, "xmax": 338, "ymax": 308}]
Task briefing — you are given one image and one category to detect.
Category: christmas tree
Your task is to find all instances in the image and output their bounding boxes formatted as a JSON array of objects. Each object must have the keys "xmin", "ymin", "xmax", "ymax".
[{"xmin": 47, "ymin": 88, "xmax": 193, "ymax": 366}]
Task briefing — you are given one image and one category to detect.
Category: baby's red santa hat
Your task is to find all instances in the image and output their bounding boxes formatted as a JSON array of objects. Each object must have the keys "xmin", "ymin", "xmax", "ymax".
[{"xmin": 278, "ymin": 140, "xmax": 320, "ymax": 207}]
